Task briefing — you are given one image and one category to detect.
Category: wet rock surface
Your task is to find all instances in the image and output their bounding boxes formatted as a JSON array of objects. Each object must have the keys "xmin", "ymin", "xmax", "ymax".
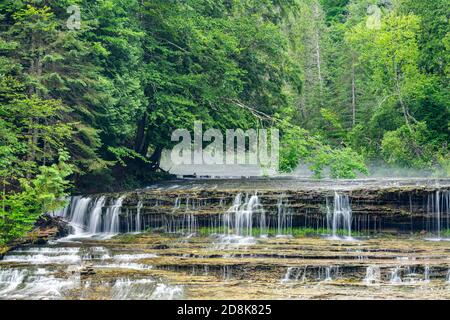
[
  {"xmin": 1, "ymin": 178, "xmax": 449, "ymax": 300},
  {"xmin": 1, "ymin": 233, "xmax": 450, "ymax": 300}
]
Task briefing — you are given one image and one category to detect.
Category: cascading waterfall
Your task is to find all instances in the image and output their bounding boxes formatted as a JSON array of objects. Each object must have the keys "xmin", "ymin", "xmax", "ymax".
[
  {"xmin": 424, "ymin": 266, "xmax": 431, "ymax": 283},
  {"xmin": 222, "ymin": 193, "xmax": 265, "ymax": 237},
  {"xmin": 104, "ymin": 196, "xmax": 124, "ymax": 234},
  {"xmin": 276, "ymin": 195, "xmax": 293, "ymax": 237},
  {"xmin": 174, "ymin": 197, "xmax": 181, "ymax": 209},
  {"xmin": 390, "ymin": 267, "xmax": 402, "ymax": 284},
  {"xmin": 327, "ymin": 192, "xmax": 353, "ymax": 239},
  {"xmin": 427, "ymin": 190, "xmax": 450, "ymax": 240},
  {"xmin": 135, "ymin": 199, "xmax": 143, "ymax": 232},
  {"xmin": 0, "ymin": 269, "xmax": 27, "ymax": 297},
  {"xmin": 66, "ymin": 197, "xmax": 92, "ymax": 234},
  {"xmin": 88, "ymin": 197, "xmax": 106, "ymax": 234},
  {"xmin": 364, "ymin": 266, "xmax": 381, "ymax": 284},
  {"xmin": 58, "ymin": 195, "xmax": 125, "ymax": 236},
  {"xmin": 223, "ymin": 193, "xmax": 242, "ymax": 235},
  {"xmin": 150, "ymin": 284, "xmax": 184, "ymax": 300},
  {"xmin": 281, "ymin": 266, "xmax": 308, "ymax": 283},
  {"xmin": 321, "ymin": 266, "xmax": 340, "ymax": 282}
]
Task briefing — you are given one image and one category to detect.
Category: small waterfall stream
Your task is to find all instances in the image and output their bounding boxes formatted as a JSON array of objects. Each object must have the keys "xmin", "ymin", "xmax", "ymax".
[
  {"xmin": 427, "ymin": 190, "xmax": 450, "ymax": 240},
  {"xmin": 222, "ymin": 193, "xmax": 265, "ymax": 238},
  {"xmin": 327, "ymin": 192, "xmax": 353, "ymax": 239},
  {"xmin": 276, "ymin": 195, "xmax": 293, "ymax": 237},
  {"xmin": 58, "ymin": 196, "xmax": 125, "ymax": 236},
  {"xmin": 364, "ymin": 266, "xmax": 381, "ymax": 284},
  {"xmin": 135, "ymin": 199, "xmax": 143, "ymax": 232}
]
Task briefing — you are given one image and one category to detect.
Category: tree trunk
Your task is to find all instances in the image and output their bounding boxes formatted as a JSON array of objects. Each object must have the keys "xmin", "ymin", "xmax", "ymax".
[
  {"xmin": 149, "ymin": 145, "xmax": 163, "ymax": 170},
  {"xmin": 134, "ymin": 111, "xmax": 148, "ymax": 155}
]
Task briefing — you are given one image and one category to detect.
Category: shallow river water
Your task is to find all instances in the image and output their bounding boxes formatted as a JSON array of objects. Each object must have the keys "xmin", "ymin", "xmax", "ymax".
[{"xmin": 1, "ymin": 178, "xmax": 450, "ymax": 300}]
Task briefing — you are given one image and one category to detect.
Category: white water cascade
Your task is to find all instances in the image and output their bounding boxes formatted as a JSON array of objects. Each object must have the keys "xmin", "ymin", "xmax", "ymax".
[
  {"xmin": 424, "ymin": 265, "xmax": 431, "ymax": 283},
  {"xmin": 88, "ymin": 197, "xmax": 106, "ymax": 234},
  {"xmin": 276, "ymin": 195, "xmax": 293, "ymax": 237},
  {"xmin": 58, "ymin": 196, "xmax": 125, "ymax": 236},
  {"xmin": 364, "ymin": 266, "xmax": 381, "ymax": 284},
  {"xmin": 135, "ymin": 199, "xmax": 143, "ymax": 232},
  {"xmin": 427, "ymin": 190, "xmax": 450, "ymax": 240},
  {"xmin": 67, "ymin": 197, "xmax": 92, "ymax": 234},
  {"xmin": 222, "ymin": 193, "xmax": 266, "ymax": 237},
  {"xmin": 390, "ymin": 267, "xmax": 402, "ymax": 284},
  {"xmin": 106, "ymin": 196, "xmax": 125, "ymax": 234},
  {"xmin": 281, "ymin": 266, "xmax": 308, "ymax": 283},
  {"xmin": 326, "ymin": 192, "xmax": 353, "ymax": 239}
]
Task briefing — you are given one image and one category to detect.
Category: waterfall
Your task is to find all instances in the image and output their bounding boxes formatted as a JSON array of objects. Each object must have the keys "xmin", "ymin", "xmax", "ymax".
[
  {"xmin": 424, "ymin": 266, "xmax": 430, "ymax": 283},
  {"xmin": 150, "ymin": 284, "xmax": 183, "ymax": 300},
  {"xmin": 174, "ymin": 197, "xmax": 181, "ymax": 209},
  {"xmin": 390, "ymin": 267, "xmax": 402, "ymax": 284},
  {"xmin": 104, "ymin": 197, "xmax": 124, "ymax": 234},
  {"xmin": 223, "ymin": 193, "xmax": 264, "ymax": 237},
  {"xmin": 276, "ymin": 195, "xmax": 292, "ymax": 237},
  {"xmin": 322, "ymin": 266, "xmax": 339, "ymax": 282},
  {"xmin": 88, "ymin": 197, "xmax": 106, "ymax": 234},
  {"xmin": 182, "ymin": 213, "xmax": 198, "ymax": 235},
  {"xmin": 111, "ymin": 278, "xmax": 154, "ymax": 300},
  {"xmin": 427, "ymin": 190, "xmax": 450, "ymax": 240},
  {"xmin": 327, "ymin": 192, "xmax": 353, "ymax": 239},
  {"xmin": 221, "ymin": 266, "xmax": 232, "ymax": 281},
  {"xmin": 67, "ymin": 197, "xmax": 92, "ymax": 234},
  {"xmin": 364, "ymin": 266, "xmax": 381, "ymax": 284},
  {"xmin": 58, "ymin": 195, "xmax": 125, "ymax": 236},
  {"xmin": 281, "ymin": 267, "xmax": 296, "ymax": 283},
  {"xmin": 281, "ymin": 266, "xmax": 307, "ymax": 283},
  {"xmin": 135, "ymin": 200, "xmax": 143, "ymax": 232},
  {"xmin": 0, "ymin": 269, "xmax": 27, "ymax": 297},
  {"xmin": 234, "ymin": 194, "xmax": 253, "ymax": 236}
]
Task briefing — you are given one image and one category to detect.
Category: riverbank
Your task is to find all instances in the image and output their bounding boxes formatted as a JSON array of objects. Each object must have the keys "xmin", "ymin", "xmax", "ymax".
[
  {"xmin": 1, "ymin": 178, "xmax": 449, "ymax": 300},
  {"xmin": 0, "ymin": 214, "xmax": 70, "ymax": 258},
  {"xmin": 2, "ymin": 231, "xmax": 450, "ymax": 300}
]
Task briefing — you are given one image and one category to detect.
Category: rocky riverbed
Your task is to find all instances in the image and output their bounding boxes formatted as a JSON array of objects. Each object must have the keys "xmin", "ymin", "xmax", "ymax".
[
  {"xmin": 1, "ymin": 178, "xmax": 449, "ymax": 300},
  {"xmin": 1, "ymin": 233, "xmax": 450, "ymax": 300}
]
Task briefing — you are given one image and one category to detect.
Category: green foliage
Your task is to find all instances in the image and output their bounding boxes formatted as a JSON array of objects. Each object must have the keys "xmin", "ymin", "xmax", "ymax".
[
  {"xmin": 434, "ymin": 153, "xmax": 450, "ymax": 178},
  {"xmin": 0, "ymin": 0, "xmax": 448, "ymax": 244},
  {"xmin": 381, "ymin": 123, "xmax": 433, "ymax": 169},
  {"xmin": 310, "ymin": 146, "xmax": 368, "ymax": 179},
  {"xmin": 0, "ymin": 152, "xmax": 73, "ymax": 245},
  {"xmin": 278, "ymin": 108, "xmax": 368, "ymax": 178}
]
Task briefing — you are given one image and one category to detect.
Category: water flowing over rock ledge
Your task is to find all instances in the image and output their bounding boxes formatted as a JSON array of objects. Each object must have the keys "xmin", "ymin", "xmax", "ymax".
[
  {"xmin": 2, "ymin": 178, "xmax": 450, "ymax": 300},
  {"xmin": 59, "ymin": 178, "xmax": 450, "ymax": 236}
]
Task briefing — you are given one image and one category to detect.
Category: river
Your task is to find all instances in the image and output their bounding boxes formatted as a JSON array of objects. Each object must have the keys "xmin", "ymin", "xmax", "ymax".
[{"xmin": 1, "ymin": 178, "xmax": 450, "ymax": 300}]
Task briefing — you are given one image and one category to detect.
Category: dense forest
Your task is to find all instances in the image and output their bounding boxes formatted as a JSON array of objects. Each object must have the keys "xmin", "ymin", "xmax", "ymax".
[{"xmin": 0, "ymin": 0, "xmax": 449, "ymax": 246}]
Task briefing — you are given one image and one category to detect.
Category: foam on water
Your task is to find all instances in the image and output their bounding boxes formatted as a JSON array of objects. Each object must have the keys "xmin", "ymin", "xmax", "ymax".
[
  {"xmin": 0, "ymin": 268, "xmax": 79, "ymax": 300},
  {"xmin": 2, "ymin": 251, "xmax": 81, "ymax": 265},
  {"xmin": 150, "ymin": 283, "xmax": 183, "ymax": 300},
  {"xmin": 111, "ymin": 278, "xmax": 155, "ymax": 300},
  {"xmin": 364, "ymin": 266, "xmax": 381, "ymax": 284}
]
